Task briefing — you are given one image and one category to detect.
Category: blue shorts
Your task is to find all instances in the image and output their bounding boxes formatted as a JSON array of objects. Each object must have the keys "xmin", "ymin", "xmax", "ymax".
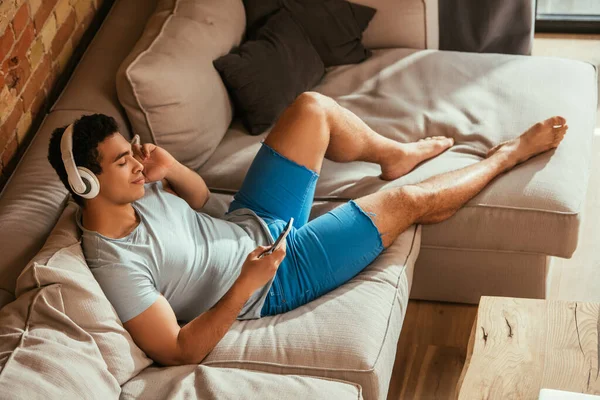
[{"xmin": 227, "ymin": 142, "xmax": 384, "ymax": 317}]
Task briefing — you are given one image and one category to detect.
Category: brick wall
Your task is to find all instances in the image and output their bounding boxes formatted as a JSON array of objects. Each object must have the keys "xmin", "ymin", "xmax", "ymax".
[{"xmin": 0, "ymin": 0, "xmax": 106, "ymax": 190}]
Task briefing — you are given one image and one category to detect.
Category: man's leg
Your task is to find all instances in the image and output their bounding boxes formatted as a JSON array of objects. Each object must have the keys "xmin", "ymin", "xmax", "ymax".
[
  {"xmin": 264, "ymin": 91, "xmax": 454, "ymax": 181},
  {"xmin": 354, "ymin": 116, "xmax": 568, "ymax": 248}
]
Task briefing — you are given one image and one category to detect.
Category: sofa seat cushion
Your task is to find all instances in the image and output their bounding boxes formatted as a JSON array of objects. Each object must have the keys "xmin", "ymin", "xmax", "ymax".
[
  {"xmin": 195, "ymin": 215, "xmax": 420, "ymax": 400},
  {"xmin": 121, "ymin": 365, "xmax": 363, "ymax": 399},
  {"xmin": 198, "ymin": 48, "xmax": 598, "ymax": 257}
]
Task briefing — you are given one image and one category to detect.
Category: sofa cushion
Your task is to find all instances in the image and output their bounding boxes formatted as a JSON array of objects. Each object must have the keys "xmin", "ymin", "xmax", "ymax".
[
  {"xmin": 198, "ymin": 48, "xmax": 598, "ymax": 258},
  {"xmin": 0, "ymin": 285, "xmax": 121, "ymax": 398},
  {"xmin": 353, "ymin": 0, "xmax": 430, "ymax": 50},
  {"xmin": 242, "ymin": 0, "xmax": 280, "ymax": 35},
  {"xmin": 116, "ymin": 0, "xmax": 245, "ymax": 171},
  {"xmin": 121, "ymin": 365, "xmax": 363, "ymax": 399},
  {"xmin": 0, "ymin": 290, "xmax": 12, "ymax": 310},
  {"xmin": 243, "ymin": 0, "xmax": 376, "ymax": 67},
  {"xmin": 14, "ymin": 201, "xmax": 153, "ymax": 385},
  {"xmin": 284, "ymin": 0, "xmax": 376, "ymax": 67},
  {"xmin": 198, "ymin": 220, "xmax": 420, "ymax": 400},
  {"xmin": 242, "ymin": 0, "xmax": 430, "ymax": 52},
  {"xmin": 214, "ymin": 9, "xmax": 324, "ymax": 135}
]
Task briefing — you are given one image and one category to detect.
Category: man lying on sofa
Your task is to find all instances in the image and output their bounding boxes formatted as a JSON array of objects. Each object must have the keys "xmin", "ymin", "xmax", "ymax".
[{"xmin": 47, "ymin": 91, "xmax": 567, "ymax": 366}]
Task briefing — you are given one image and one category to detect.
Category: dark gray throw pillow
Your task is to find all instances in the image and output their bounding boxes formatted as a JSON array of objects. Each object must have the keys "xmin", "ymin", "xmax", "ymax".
[
  {"xmin": 213, "ymin": 9, "xmax": 325, "ymax": 135},
  {"xmin": 282, "ymin": 0, "xmax": 376, "ymax": 67},
  {"xmin": 242, "ymin": 0, "xmax": 280, "ymax": 38},
  {"xmin": 243, "ymin": 0, "xmax": 377, "ymax": 67}
]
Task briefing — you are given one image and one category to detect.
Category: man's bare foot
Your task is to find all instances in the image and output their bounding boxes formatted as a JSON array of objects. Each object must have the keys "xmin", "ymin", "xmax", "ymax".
[
  {"xmin": 487, "ymin": 116, "xmax": 568, "ymax": 168},
  {"xmin": 380, "ymin": 136, "xmax": 454, "ymax": 180}
]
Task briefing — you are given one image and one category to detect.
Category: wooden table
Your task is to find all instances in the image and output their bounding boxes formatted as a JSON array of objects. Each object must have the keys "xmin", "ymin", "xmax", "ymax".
[{"xmin": 457, "ymin": 296, "xmax": 600, "ymax": 399}]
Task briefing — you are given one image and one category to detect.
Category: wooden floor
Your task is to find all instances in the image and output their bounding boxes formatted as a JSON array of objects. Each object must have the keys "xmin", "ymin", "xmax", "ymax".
[
  {"xmin": 388, "ymin": 301, "xmax": 478, "ymax": 399},
  {"xmin": 387, "ymin": 34, "xmax": 600, "ymax": 400}
]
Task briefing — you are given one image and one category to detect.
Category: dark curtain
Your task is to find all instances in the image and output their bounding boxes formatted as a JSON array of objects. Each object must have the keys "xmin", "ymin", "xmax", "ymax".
[{"xmin": 439, "ymin": 0, "xmax": 535, "ymax": 55}]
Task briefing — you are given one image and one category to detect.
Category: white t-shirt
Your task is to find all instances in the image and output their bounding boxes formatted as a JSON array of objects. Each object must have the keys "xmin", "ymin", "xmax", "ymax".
[{"xmin": 77, "ymin": 180, "xmax": 274, "ymax": 323}]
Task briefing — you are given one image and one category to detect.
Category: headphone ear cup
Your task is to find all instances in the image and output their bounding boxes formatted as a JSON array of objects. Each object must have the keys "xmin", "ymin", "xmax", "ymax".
[{"xmin": 76, "ymin": 167, "xmax": 100, "ymax": 199}]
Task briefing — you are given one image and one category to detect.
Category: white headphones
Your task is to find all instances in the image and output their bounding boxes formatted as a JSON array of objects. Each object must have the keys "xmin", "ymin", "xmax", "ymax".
[{"xmin": 60, "ymin": 123, "xmax": 100, "ymax": 199}]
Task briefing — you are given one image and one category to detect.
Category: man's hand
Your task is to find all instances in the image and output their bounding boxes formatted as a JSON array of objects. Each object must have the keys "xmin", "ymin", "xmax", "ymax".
[
  {"xmin": 132, "ymin": 138, "xmax": 176, "ymax": 183},
  {"xmin": 131, "ymin": 135, "xmax": 210, "ymax": 210},
  {"xmin": 237, "ymin": 242, "xmax": 287, "ymax": 294}
]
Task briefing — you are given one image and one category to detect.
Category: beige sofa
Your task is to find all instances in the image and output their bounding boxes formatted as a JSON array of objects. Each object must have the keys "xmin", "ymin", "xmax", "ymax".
[{"xmin": 0, "ymin": 0, "xmax": 596, "ymax": 398}]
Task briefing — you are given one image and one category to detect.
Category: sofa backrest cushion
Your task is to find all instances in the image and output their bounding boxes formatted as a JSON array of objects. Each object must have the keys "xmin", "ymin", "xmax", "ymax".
[
  {"xmin": 352, "ymin": 0, "xmax": 429, "ymax": 49},
  {"xmin": 242, "ymin": 0, "xmax": 430, "ymax": 51},
  {"xmin": 0, "ymin": 285, "xmax": 121, "ymax": 398},
  {"xmin": 13, "ymin": 201, "xmax": 153, "ymax": 385},
  {"xmin": 116, "ymin": 0, "xmax": 246, "ymax": 171}
]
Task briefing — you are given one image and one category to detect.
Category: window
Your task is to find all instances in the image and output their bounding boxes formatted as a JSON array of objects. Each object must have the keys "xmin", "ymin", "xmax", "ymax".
[{"xmin": 536, "ymin": 0, "xmax": 600, "ymax": 33}]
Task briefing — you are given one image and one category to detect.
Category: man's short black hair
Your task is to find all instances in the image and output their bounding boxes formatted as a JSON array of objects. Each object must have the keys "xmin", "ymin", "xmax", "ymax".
[{"xmin": 47, "ymin": 113, "xmax": 120, "ymax": 207}]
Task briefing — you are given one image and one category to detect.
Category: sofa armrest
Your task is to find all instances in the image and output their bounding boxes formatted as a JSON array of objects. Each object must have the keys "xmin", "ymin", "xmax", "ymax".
[{"xmin": 355, "ymin": 0, "xmax": 438, "ymax": 50}]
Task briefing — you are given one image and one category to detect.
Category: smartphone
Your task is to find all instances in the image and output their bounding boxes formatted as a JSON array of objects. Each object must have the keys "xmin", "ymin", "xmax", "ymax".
[{"xmin": 258, "ymin": 217, "xmax": 294, "ymax": 259}]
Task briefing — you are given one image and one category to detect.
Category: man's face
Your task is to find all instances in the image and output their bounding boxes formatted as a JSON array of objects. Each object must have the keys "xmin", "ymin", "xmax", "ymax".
[{"xmin": 95, "ymin": 133, "xmax": 146, "ymax": 205}]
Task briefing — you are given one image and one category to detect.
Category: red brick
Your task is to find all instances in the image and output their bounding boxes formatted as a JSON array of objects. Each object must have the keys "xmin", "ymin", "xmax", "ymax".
[
  {"xmin": 11, "ymin": 3, "xmax": 30, "ymax": 38},
  {"xmin": 0, "ymin": 62, "xmax": 8, "ymax": 91},
  {"xmin": 34, "ymin": 0, "xmax": 59, "ymax": 32},
  {"xmin": 21, "ymin": 54, "xmax": 50, "ymax": 110},
  {"xmin": 1, "ymin": 57, "xmax": 10, "ymax": 79},
  {"xmin": 51, "ymin": 9, "xmax": 76, "ymax": 57},
  {"xmin": 3, "ymin": 22, "xmax": 34, "ymax": 71},
  {"xmin": 5, "ymin": 57, "xmax": 31, "ymax": 95},
  {"xmin": 0, "ymin": 99, "xmax": 24, "ymax": 151},
  {"xmin": 1, "ymin": 22, "xmax": 35, "ymax": 96},
  {"xmin": 0, "ymin": 26, "xmax": 15, "ymax": 64},
  {"xmin": 0, "ymin": 129, "xmax": 11, "ymax": 156},
  {"xmin": 1, "ymin": 135, "xmax": 19, "ymax": 168},
  {"xmin": 72, "ymin": 24, "xmax": 84, "ymax": 47},
  {"xmin": 14, "ymin": 22, "xmax": 35, "ymax": 57},
  {"xmin": 44, "ymin": 62, "xmax": 60, "ymax": 97},
  {"xmin": 72, "ymin": 7, "xmax": 94, "ymax": 46},
  {"xmin": 29, "ymin": 90, "xmax": 48, "ymax": 121}
]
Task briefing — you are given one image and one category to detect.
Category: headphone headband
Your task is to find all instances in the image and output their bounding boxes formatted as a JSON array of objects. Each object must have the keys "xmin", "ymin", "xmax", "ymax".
[{"xmin": 60, "ymin": 123, "xmax": 89, "ymax": 195}]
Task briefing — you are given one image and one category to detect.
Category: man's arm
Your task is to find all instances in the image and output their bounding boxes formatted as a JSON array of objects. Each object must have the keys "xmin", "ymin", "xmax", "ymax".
[
  {"xmin": 124, "ymin": 279, "xmax": 251, "ymax": 366},
  {"xmin": 123, "ymin": 244, "xmax": 286, "ymax": 366},
  {"xmin": 164, "ymin": 161, "xmax": 210, "ymax": 210}
]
